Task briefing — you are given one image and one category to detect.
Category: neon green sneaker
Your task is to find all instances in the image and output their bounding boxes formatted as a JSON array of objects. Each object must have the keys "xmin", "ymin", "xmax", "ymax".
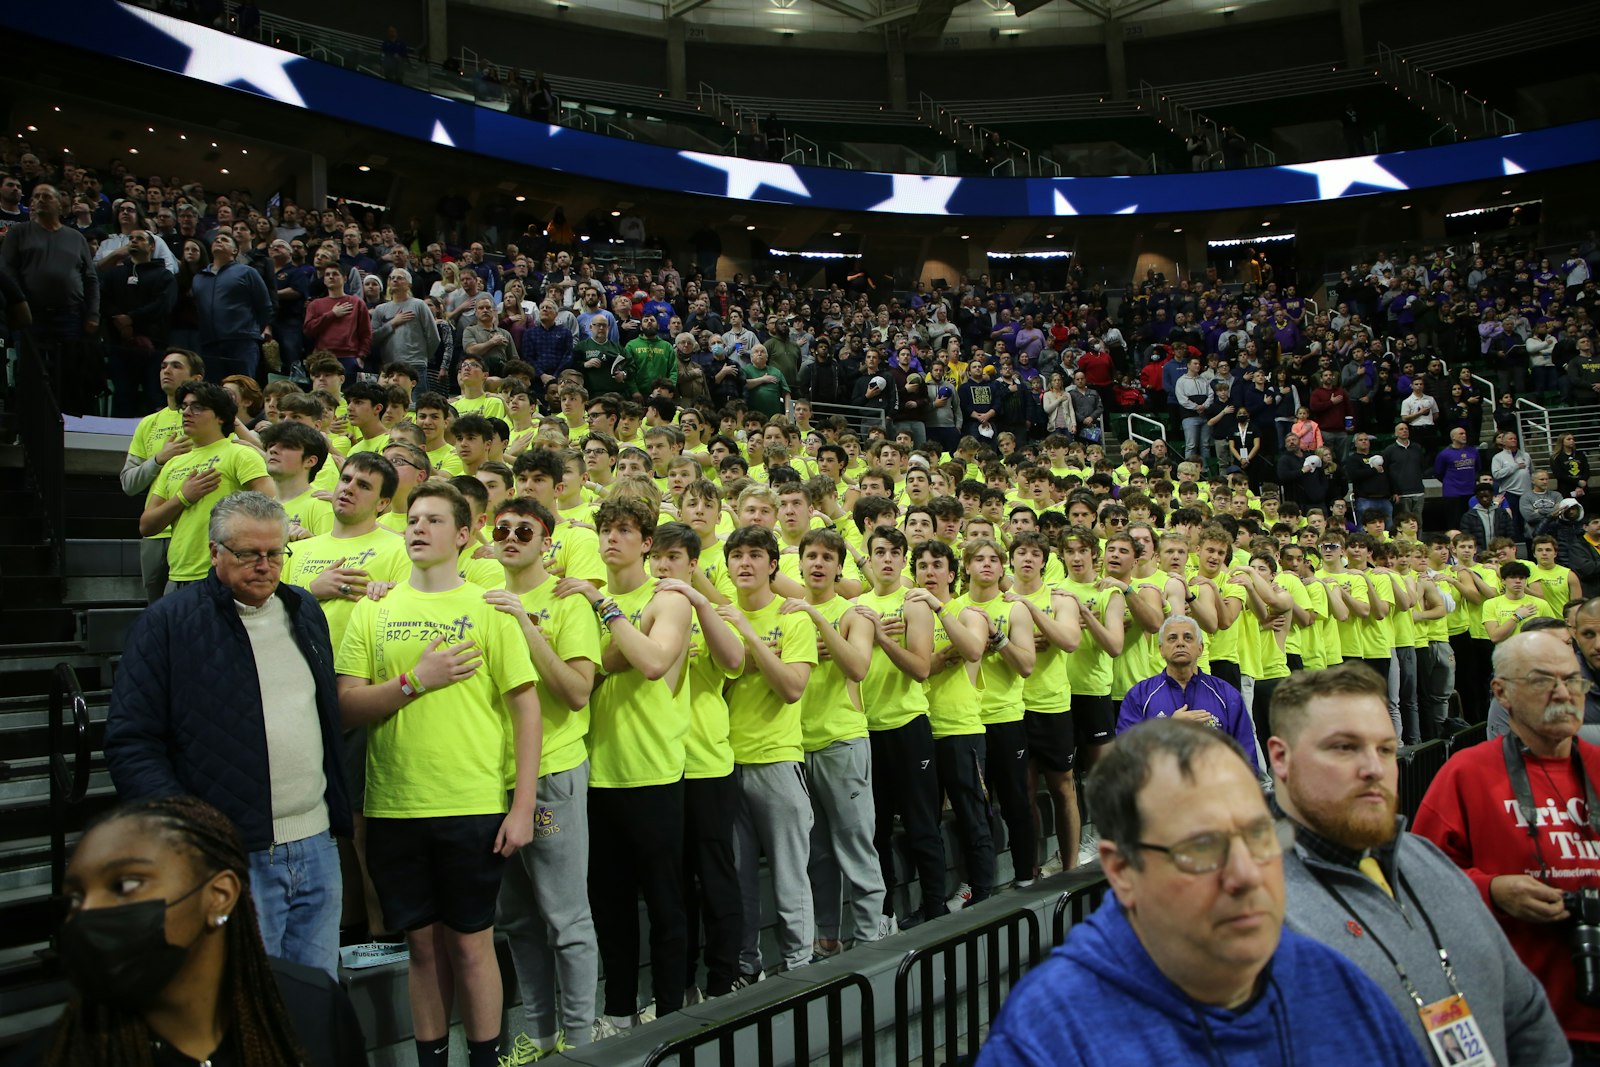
[{"xmin": 499, "ymin": 1033, "xmax": 542, "ymax": 1066}]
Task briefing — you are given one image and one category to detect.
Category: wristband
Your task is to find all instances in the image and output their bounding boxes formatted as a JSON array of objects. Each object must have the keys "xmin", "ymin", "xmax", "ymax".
[
  {"xmin": 599, "ymin": 605, "xmax": 626, "ymax": 626},
  {"xmin": 592, "ymin": 597, "xmax": 617, "ymax": 617},
  {"xmin": 399, "ymin": 671, "xmax": 422, "ymax": 698}
]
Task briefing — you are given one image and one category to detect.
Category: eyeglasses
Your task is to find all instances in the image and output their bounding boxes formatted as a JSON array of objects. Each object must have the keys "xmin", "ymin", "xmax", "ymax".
[
  {"xmin": 492, "ymin": 524, "xmax": 543, "ymax": 543},
  {"xmin": 1129, "ymin": 817, "xmax": 1293, "ymax": 875},
  {"xmin": 388, "ymin": 456, "xmax": 421, "ymax": 470},
  {"xmin": 178, "ymin": 403, "xmax": 213, "ymax": 414},
  {"xmin": 216, "ymin": 543, "xmax": 291, "ymax": 566},
  {"xmin": 1502, "ymin": 672, "xmax": 1594, "ymax": 696}
]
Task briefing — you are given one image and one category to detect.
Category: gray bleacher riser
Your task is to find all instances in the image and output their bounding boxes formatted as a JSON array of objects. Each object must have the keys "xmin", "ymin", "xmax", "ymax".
[
  {"xmin": 63, "ymin": 539, "xmax": 141, "ymax": 578},
  {"xmin": 83, "ymin": 608, "xmax": 142, "ymax": 656}
]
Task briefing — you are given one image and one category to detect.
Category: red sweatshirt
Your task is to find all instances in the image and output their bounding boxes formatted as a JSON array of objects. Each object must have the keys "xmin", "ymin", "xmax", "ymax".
[
  {"xmin": 303, "ymin": 294, "xmax": 372, "ymax": 360},
  {"xmin": 1412, "ymin": 737, "xmax": 1600, "ymax": 1040}
]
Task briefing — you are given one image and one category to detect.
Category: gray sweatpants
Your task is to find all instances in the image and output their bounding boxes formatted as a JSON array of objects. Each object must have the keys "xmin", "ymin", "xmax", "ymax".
[
  {"xmin": 1420, "ymin": 641, "xmax": 1456, "ymax": 734},
  {"xmin": 804, "ymin": 738, "xmax": 885, "ymax": 944},
  {"xmin": 497, "ymin": 762, "xmax": 599, "ymax": 1046},
  {"xmin": 733, "ymin": 761, "xmax": 815, "ymax": 973},
  {"xmin": 139, "ymin": 537, "xmax": 169, "ymax": 605}
]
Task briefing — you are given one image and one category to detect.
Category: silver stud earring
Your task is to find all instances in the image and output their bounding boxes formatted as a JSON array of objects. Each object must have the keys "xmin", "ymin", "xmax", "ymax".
[{"xmin": 214, "ymin": 914, "xmax": 230, "ymax": 928}]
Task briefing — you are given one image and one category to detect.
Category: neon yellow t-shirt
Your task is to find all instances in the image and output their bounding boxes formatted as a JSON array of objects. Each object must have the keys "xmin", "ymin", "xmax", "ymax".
[
  {"xmin": 347, "ymin": 431, "xmax": 390, "ymax": 457},
  {"xmin": 800, "ymin": 596, "xmax": 869, "ymax": 753},
  {"xmin": 427, "ymin": 444, "xmax": 466, "ymax": 478},
  {"xmin": 1328, "ymin": 572, "xmax": 1368, "ymax": 659},
  {"xmin": 281, "ymin": 487, "xmax": 333, "ymax": 538},
  {"xmin": 511, "ymin": 576, "xmax": 602, "ymax": 780},
  {"xmin": 1480, "ymin": 593, "xmax": 1559, "ymax": 638},
  {"xmin": 1279, "ymin": 572, "xmax": 1314, "ymax": 663},
  {"xmin": 697, "ymin": 539, "xmax": 737, "ymax": 602},
  {"xmin": 1530, "ymin": 564, "xmax": 1574, "ymax": 619},
  {"xmin": 1058, "ymin": 577, "xmax": 1117, "ymax": 698},
  {"xmin": 856, "ymin": 587, "xmax": 930, "ymax": 731},
  {"xmin": 545, "ymin": 519, "xmax": 605, "ymax": 586},
  {"xmin": 1465, "ymin": 564, "xmax": 1503, "ymax": 640},
  {"xmin": 1357, "ymin": 570, "xmax": 1395, "ymax": 660},
  {"xmin": 284, "ymin": 526, "xmax": 411, "ymax": 648},
  {"xmin": 1298, "ymin": 578, "xmax": 1330, "ymax": 670},
  {"xmin": 951, "ymin": 592, "xmax": 1026, "ymax": 725},
  {"xmin": 589, "ymin": 578, "xmax": 692, "ymax": 788},
  {"xmin": 454, "ymin": 545, "xmax": 505, "ymax": 588},
  {"xmin": 335, "ymin": 581, "xmax": 538, "ymax": 818},
  {"xmin": 453, "ymin": 393, "xmax": 511, "ymax": 423},
  {"xmin": 1113, "ymin": 574, "xmax": 1168, "ymax": 699},
  {"xmin": 1018, "ymin": 584, "xmax": 1071, "ymax": 713},
  {"xmin": 727, "ymin": 597, "xmax": 817, "ymax": 765},
  {"xmin": 1387, "ymin": 574, "xmax": 1416, "ymax": 652},
  {"xmin": 1201, "ymin": 574, "xmax": 1247, "ymax": 666},
  {"xmin": 152, "ymin": 439, "xmax": 269, "ymax": 581},
  {"xmin": 130, "ymin": 406, "xmax": 185, "ymax": 541},
  {"xmin": 927, "ymin": 601, "xmax": 984, "ymax": 740},
  {"xmin": 685, "ymin": 610, "xmax": 740, "ymax": 778}
]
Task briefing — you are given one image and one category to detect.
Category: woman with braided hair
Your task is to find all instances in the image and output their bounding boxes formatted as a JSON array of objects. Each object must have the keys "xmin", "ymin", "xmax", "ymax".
[{"xmin": 23, "ymin": 795, "xmax": 364, "ymax": 1066}]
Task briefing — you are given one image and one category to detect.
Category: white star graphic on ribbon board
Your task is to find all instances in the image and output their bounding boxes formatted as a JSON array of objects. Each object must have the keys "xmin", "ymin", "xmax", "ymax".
[
  {"xmin": 430, "ymin": 121, "xmax": 454, "ymax": 147},
  {"xmin": 680, "ymin": 152, "xmax": 810, "ymax": 200},
  {"xmin": 1053, "ymin": 190, "xmax": 1078, "ymax": 216},
  {"xmin": 866, "ymin": 174, "xmax": 960, "ymax": 215},
  {"xmin": 1282, "ymin": 156, "xmax": 1407, "ymax": 200},
  {"xmin": 1503, "ymin": 158, "xmax": 1525, "ymax": 175},
  {"xmin": 125, "ymin": 6, "xmax": 306, "ymax": 109},
  {"xmin": 1115, "ymin": 204, "xmax": 1139, "ymax": 215}
]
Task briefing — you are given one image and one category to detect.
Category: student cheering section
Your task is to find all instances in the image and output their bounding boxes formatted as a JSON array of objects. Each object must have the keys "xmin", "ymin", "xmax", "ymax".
[{"xmin": 92, "ymin": 335, "xmax": 1600, "ymax": 1067}]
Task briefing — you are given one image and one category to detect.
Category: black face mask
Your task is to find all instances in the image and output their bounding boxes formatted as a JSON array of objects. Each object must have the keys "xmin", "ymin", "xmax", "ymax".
[{"xmin": 57, "ymin": 880, "xmax": 209, "ymax": 1010}]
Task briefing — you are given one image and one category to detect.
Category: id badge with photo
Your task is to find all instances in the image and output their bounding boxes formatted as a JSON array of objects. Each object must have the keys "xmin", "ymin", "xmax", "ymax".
[{"xmin": 1418, "ymin": 994, "xmax": 1495, "ymax": 1067}]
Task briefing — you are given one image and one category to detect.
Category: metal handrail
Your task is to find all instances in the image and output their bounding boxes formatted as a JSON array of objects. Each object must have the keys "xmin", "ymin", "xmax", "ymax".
[
  {"xmin": 1124, "ymin": 411, "xmax": 1168, "ymax": 446},
  {"xmin": 49, "ymin": 663, "xmax": 92, "ymax": 897},
  {"xmin": 1516, "ymin": 396, "xmax": 1553, "ymax": 457},
  {"xmin": 1050, "ymin": 874, "xmax": 1109, "ymax": 946}
]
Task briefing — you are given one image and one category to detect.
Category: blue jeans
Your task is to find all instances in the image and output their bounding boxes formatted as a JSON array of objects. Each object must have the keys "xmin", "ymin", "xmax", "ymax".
[
  {"xmin": 200, "ymin": 338, "xmax": 261, "ymax": 383},
  {"xmin": 1181, "ymin": 416, "xmax": 1211, "ymax": 461},
  {"xmin": 1354, "ymin": 497, "xmax": 1392, "ymax": 527},
  {"xmin": 248, "ymin": 830, "xmax": 342, "ymax": 978}
]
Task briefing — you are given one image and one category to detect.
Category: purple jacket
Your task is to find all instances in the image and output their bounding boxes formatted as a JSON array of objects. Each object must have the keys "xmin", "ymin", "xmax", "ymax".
[{"xmin": 1117, "ymin": 669, "xmax": 1257, "ymax": 771}]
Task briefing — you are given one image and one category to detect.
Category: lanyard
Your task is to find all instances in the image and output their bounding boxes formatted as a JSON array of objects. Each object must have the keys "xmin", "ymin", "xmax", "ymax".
[
  {"xmin": 1314, "ymin": 865, "xmax": 1459, "ymax": 1010},
  {"xmin": 1501, "ymin": 733, "xmax": 1600, "ymax": 878}
]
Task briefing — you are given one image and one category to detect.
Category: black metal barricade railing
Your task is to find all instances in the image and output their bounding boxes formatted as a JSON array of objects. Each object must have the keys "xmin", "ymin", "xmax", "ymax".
[
  {"xmin": 642, "ymin": 972, "xmax": 875, "ymax": 1067},
  {"xmin": 894, "ymin": 907, "xmax": 1040, "ymax": 1067},
  {"xmin": 1050, "ymin": 873, "xmax": 1110, "ymax": 947},
  {"xmin": 1447, "ymin": 720, "xmax": 1487, "ymax": 755},
  {"xmin": 1397, "ymin": 738, "xmax": 1448, "ymax": 821}
]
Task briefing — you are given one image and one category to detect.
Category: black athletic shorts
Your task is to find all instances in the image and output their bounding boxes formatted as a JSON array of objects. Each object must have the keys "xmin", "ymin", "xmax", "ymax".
[
  {"xmin": 1070, "ymin": 694, "xmax": 1116, "ymax": 748},
  {"xmin": 1024, "ymin": 709, "xmax": 1076, "ymax": 773},
  {"xmin": 366, "ymin": 813, "xmax": 506, "ymax": 934}
]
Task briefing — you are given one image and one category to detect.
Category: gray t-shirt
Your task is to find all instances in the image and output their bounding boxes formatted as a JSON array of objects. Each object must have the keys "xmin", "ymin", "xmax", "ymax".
[
  {"xmin": 370, "ymin": 297, "xmax": 437, "ymax": 368},
  {"xmin": 0, "ymin": 220, "xmax": 98, "ymax": 317}
]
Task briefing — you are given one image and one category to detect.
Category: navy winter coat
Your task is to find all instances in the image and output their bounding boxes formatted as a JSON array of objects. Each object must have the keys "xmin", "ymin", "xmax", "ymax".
[{"xmin": 105, "ymin": 571, "xmax": 352, "ymax": 852}]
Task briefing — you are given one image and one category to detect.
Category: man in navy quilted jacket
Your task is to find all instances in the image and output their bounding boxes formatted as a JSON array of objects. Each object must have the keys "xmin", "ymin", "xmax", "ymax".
[{"xmin": 106, "ymin": 490, "xmax": 351, "ymax": 978}]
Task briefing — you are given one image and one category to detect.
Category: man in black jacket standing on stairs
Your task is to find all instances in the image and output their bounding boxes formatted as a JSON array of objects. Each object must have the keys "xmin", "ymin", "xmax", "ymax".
[{"xmin": 105, "ymin": 490, "xmax": 350, "ymax": 979}]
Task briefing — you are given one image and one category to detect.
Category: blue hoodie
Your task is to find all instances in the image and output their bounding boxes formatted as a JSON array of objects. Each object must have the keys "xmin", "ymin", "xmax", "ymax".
[{"xmin": 977, "ymin": 895, "xmax": 1429, "ymax": 1067}]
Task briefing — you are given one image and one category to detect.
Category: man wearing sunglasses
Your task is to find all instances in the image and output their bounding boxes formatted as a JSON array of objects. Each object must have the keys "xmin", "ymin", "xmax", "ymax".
[
  {"xmin": 109, "ymin": 491, "xmax": 353, "ymax": 979},
  {"xmin": 484, "ymin": 497, "xmax": 602, "ymax": 1058},
  {"xmin": 1416, "ymin": 631, "xmax": 1600, "ymax": 1063},
  {"xmin": 1272, "ymin": 663, "xmax": 1565, "ymax": 1067},
  {"xmin": 980, "ymin": 718, "xmax": 1426, "ymax": 1065}
]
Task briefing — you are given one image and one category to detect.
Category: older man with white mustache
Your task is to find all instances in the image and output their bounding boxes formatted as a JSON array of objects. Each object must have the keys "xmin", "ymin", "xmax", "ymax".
[{"xmin": 1416, "ymin": 630, "xmax": 1600, "ymax": 1064}]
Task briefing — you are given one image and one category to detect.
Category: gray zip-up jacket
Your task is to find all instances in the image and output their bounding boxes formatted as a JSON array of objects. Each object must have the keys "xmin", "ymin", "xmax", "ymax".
[{"xmin": 1281, "ymin": 820, "xmax": 1569, "ymax": 1067}]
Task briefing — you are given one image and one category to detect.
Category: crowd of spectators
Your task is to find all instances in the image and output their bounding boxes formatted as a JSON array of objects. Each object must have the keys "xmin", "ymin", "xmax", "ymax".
[{"xmin": 12, "ymin": 139, "xmax": 1600, "ymax": 1067}]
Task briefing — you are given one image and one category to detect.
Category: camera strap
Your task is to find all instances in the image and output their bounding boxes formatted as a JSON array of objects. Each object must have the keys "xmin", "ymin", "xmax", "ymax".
[{"xmin": 1501, "ymin": 733, "xmax": 1600, "ymax": 863}]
